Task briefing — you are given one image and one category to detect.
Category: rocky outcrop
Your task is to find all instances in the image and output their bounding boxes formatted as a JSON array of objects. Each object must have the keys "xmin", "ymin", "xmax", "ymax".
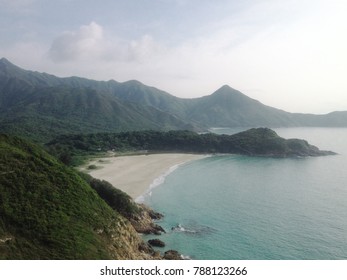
[
  {"xmin": 129, "ymin": 204, "xmax": 165, "ymax": 235},
  {"xmin": 96, "ymin": 217, "xmax": 161, "ymax": 260},
  {"xmin": 81, "ymin": 175, "xmax": 178, "ymax": 259},
  {"xmin": 163, "ymin": 250, "xmax": 183, "ymax": 260},
  {"xmin": 148, "ymin": 239, "xmax": 166, "ymax": 248}
]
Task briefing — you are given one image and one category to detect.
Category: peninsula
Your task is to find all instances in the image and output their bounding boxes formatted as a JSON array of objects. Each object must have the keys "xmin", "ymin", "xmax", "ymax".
[{"xmin": 47, "ymin": 128, "xmax": 335, "ymax": 166}]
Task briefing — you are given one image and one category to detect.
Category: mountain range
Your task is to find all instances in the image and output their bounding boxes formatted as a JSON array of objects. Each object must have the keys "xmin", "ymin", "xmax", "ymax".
[{"xmin": 1, "ymin": 57, "xmax": 346, "ymax": 141}]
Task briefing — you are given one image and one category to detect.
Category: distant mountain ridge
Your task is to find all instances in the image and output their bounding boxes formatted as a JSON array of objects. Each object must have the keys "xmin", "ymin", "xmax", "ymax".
[
  {"xmin": 0, "ymin": 58, "xmax": 195, "ymax": 141},
  {"xmin": 1, "ymin": 58, "xmax": 346, "ymax": 141}
]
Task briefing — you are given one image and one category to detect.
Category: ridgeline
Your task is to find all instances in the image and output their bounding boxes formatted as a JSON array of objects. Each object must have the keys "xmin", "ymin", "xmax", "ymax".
[{"xmin": 1, "ymin": 58, "xmax": 347, "ymax": 142}]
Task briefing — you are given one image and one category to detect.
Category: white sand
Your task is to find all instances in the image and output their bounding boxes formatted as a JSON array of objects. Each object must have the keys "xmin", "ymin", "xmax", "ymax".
[{"xmin": 82, "ymin": 153, "xmax": 207, "ymax": 200}]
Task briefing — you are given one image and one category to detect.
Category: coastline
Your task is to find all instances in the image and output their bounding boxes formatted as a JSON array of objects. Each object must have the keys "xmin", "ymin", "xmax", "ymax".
[{"xmin": 80, "ymin": 153, "xmax": 207, "ymax": 200}]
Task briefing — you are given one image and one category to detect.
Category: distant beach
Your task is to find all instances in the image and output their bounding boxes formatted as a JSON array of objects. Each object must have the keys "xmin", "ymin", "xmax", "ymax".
[{"xmin": 81, "ymin": 153, "xmax": 207, "ymax": 200}]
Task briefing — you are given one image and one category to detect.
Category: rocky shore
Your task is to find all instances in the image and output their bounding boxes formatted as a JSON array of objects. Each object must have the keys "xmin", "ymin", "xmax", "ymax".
[
  {"xmin": 129, "ymin": 204, "xmax": 165, "ymax": 235},
  {"xmin": 129, "ymin": 203, "xmax": 183, "ymax": 260}
]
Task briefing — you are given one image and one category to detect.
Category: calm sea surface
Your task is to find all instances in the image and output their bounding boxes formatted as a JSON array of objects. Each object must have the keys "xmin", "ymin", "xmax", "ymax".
[{"xmin": 143, "ymin": 128, "xmax": 347, "ymax": 260}]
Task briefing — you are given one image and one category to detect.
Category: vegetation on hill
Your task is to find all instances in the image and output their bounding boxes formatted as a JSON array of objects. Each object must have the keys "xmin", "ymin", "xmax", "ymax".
[
  {"xmin": 0, "ymin": 134, "xmax": 156, "ymax": 259},
  {"xmin": 46, "ymin": 128, "xmax": 335, "ymax": 166},
  {"xmin": 79, "ymin": 174, "xmax": 165, "ymax": 236},
  {"xmin": 0, "ymin": 59, "xmax": 196, "ymax": 142},
  {"xmin": 79, "ymin": 173, "xmax": 141, "ymax": 220},
  {"xmin": 0, "ymin": 58, "xmax": 338, "ymax": 259},
  {"xmin": 0, "ymin": 84, "xmax": 194, "ymax": 142},
  {"xmin": 1, "ymin": 58, "xmax": 347, "ymax": 143}
]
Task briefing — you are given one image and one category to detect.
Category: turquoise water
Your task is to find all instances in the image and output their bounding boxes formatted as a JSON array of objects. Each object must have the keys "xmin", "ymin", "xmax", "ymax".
[{"xmin": 144, "ymin": 128, "xmax": 347, "ymax": 259}]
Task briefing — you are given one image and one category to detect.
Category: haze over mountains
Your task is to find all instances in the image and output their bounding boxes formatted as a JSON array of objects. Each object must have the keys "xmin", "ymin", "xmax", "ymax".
[{"xmin": 1, "ymin": 57, "xmax": 346, "ymax": 141}]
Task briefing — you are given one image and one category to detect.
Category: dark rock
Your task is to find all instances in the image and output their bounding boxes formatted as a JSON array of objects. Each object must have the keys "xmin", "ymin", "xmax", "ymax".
[
  {"xmin": 153, "ymin": 224, "xmax": 166, "ymax": 235},
  {"xmin": 163, "ymin": 250, "xmax": 183, "ymax": 260},
  {"xmin": 139, "ymin": 204, "xmax": 164, "ymax": 220},
  {"xmin": 148, "ymin": 239, "xmax": 165, "ymax": 248},
  {"xmin": 140, "ymin": 224, "xmax": 165, "ymax": 235},
  {"xmin": 130, "ymin": 204, "xmax": 165, "ymax": 235},
  {"xmin": 148, "ymin": 210, "xmax": 164, "ymax": 220}
]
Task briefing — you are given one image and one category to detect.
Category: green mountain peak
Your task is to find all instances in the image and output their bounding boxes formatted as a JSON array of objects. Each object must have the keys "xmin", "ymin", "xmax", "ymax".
[{"xmin": 1, "ymin": 58, "xmax": 347, "ymax": 143}]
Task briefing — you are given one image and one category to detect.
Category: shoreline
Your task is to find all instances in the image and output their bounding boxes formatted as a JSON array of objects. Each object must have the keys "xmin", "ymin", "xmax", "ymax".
[{"xmin": 80, "ymin": 153, "xmax": 208, "ymax": 200}]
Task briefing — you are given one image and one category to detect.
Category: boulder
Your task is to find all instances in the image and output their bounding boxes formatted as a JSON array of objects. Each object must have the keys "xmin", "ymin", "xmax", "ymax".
[
  {"xmin": 163, "ymin": 250, "xmax": 183, "ymax": 260},
  {"xmin": 148, "ymin": 239, "xmax": 165, "ymax": 248}
]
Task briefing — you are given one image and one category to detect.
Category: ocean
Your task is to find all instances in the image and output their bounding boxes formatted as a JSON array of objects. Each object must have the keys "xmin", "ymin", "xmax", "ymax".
[{"xmin": 143, "ymin": 128, "xmax": 347, "ymax": 260}]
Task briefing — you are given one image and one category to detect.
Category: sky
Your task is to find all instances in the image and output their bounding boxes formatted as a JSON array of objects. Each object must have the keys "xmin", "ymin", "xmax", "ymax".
[{"xmin": 1, "ymin": 0, "xmax": 347, "ymax": 114}]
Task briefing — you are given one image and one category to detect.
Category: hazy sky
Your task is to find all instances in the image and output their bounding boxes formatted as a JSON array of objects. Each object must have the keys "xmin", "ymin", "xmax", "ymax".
[{"xmin": 1, "ymin": 0, "xmax": 347, "ymax": 113}]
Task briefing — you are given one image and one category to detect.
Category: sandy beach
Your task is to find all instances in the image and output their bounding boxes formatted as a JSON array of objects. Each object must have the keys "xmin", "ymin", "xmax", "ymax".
[{"xmin": 82, "ymin": 153, "xmax": 207, "ymax": 200}]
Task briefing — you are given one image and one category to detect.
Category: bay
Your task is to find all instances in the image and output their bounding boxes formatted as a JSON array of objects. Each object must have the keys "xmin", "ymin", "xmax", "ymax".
[{"xmin": 144, "ymin": 128, "xmax": 347, "ymax": 259}]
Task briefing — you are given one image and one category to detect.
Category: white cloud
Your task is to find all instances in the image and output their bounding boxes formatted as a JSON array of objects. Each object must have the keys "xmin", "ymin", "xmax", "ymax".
[
  {"xmin": 2, "ymin": 0, "xmax": 347, "ymax": 113},
  {"xmin": 48, "ymin": 22, "xmax": 167, "ymax": 64},
  {"xmin": 48, "ymin": 22, "xmax": 104, "ymax": 62},
  {"xmin": 128, "ymin": 35, "xmax": 166, "ymax": 62},
  {"xmin": 42, "ymin": 6, "xmax": 347, "ymax": 113}
]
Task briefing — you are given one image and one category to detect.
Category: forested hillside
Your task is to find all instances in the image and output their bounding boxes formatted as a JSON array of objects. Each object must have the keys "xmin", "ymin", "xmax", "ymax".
[
  {"xmin": 0, "ymin": 134, "xmax": 157, "ymax": 259},
  {"xmin": 47, "ymin": 128, "xmax": 335, "ymax": 166},
  {"xmin": 1, "ymin": 58, "xmax": 347, "ymax": 143}
]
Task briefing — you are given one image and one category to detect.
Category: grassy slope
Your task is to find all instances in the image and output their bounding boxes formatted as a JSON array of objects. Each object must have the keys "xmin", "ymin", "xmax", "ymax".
[{"xmin": 0, "ymin": 134, "xmax": 147, "ymax": 259}]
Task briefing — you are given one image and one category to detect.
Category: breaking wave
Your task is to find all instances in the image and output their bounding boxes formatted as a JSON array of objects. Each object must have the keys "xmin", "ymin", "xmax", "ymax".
[{"xmin": 135, "ymin": 164, "xmax": 180, "ymax": 203}]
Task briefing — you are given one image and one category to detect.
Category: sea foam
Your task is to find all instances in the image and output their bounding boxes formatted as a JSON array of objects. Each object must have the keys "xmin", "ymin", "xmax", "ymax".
[{"xmin": 135, "ymin": 163, "xmax": 180, "ymax": 203}]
